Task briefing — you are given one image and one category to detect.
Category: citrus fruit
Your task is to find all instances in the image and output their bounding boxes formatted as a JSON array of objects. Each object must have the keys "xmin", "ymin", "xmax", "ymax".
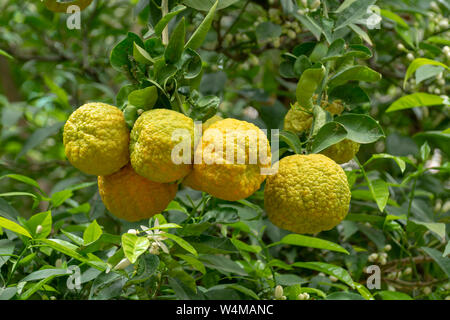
[
  {"xmin": 98, "ymin": 164, "xmax": 177, "ymax": 222},
  {"xmin": 264, "ymin": 154, "xmax": 351, "ymax": 234},
  {"xmin": 321, "ymin": 139, "xmax": 360, "ymax": 164},
  {"xmin": 185, "ymin": 118, "xmax": 271, "ymax": 201},
  {"xmin": 130, "ymin": 109, "xmax": 194, "ymax": 183},
  {"xmin": 63, "ymin": 102, "xmax": 129, "ymax": 176}
]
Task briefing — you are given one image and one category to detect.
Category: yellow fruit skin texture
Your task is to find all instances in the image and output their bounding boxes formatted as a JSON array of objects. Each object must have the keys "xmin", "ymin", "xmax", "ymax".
[
  {"xmin": 321, "ymin": 139, "xmax": 360, "ymax": 164},
  {"xmin": 186, "ymin": 118, "xmax": 271, "ymax": 201},
  {"xmin": 98, "ymin": 164, "xmax": 177, "ymax": 222},
  {"xmin": 130, "ymin": 109, "xmax": 194, "ymax": 183},
  {"xmin": 63, "ymin": 102, "xmax": 130, "ymax": 176},
  {"xmin": 283, "ymin": 102, "xmax": 313, "ymax": 135},
  {"xmin": 264, "ymin": 154, "xmax": 350, "ymax": 234},
  {"xmin": 202, "ymin": 115, "xmax": 223, "ymax": 131},
  {"xmin": 283, "ymin": 100, "xmax": 344, "ymax": 135}
]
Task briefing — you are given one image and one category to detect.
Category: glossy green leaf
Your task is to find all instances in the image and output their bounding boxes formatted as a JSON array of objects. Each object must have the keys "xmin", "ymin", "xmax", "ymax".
[
  {"xmin": 386, "ymin": 93, "xmax": 444, "ymax": 112},
  {"xmin": 185, "ymin": 0, "xmax": 218, "ymax": 50},
  {"xmin": 376, "ymin": 291, "xmax": 413, "ymax": 300},
  {"xmin": 83, "ymin": 220, "xmax": 103, "ymax": 245},
  {"xmin": 293, "ymin": 262, "xmax": 354, "ymax": 288},
  {"xmin": 26, "ymin": 211, "xmax": 52, "ymax": 239},
  {"xmin": 0, "ymin": 216, "xmax": 32, "ymax": 238},
  {"xmin": 273, "ymin": 234, "xmax": 349, "ymax": 255},
  {"xmin": 403, "ymin": 58, "xmax": 449, "ymax": 88},
  {"xmin": 164, "ymin": 232, "xmax": 198, "ymax": 256},
  {"xmin": 334, "ymin": 114, "xmax": 385, "ymax": 144},
  {"xmin": 329, "ymin": 66, "xmax": 381, "ymax": 88},
  {"xmin": 311, "ymin": 121, "xmax": 347, "ymax": 153},
  {"xmin": 154, "ymin": 5, "xmax": 187, "ymax": 36},
  {"xmin": 165, "ymin": 18, "xmax": 186, "ymax": 64},
  {"xmin": 121, "ymin": 233, "xmax": 150, "ymax": 264},
  {"xmin": 128, "ymin": 86, "xmax": 158, "ymax": 110}
]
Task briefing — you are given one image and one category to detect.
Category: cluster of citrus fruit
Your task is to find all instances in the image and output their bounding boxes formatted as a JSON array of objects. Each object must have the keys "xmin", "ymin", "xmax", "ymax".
[{"xmin": 63, "ymin": 99, "xmax": 352, "ymax": 234}]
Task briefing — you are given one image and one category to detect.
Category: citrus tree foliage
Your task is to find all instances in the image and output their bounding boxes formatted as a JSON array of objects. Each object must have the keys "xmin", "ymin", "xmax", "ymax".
[{"xmin": 0, "ymin": 0, "xmax": 449, "ymax": 300}]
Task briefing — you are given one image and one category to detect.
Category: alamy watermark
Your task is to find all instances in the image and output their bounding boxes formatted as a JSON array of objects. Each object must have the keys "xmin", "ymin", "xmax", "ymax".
[{"xmin": 44, "ymin": 0, "xmax": 94, "ymax": 30}]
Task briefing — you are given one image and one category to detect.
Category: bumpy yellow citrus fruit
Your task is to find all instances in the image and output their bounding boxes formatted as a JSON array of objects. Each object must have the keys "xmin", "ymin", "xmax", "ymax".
[
  {"xmin": 264, "ymin": 154, "xmax": 350, "ymax": 234},
  {"xmin": 283, "ymin": 102, "xmax": 314, "ymax": 135},
  {"xmin": 202, "ymin": 115, "xmax": 223, "ymax": 131},
  {"xmin": 321, "ymin": 139, "xmax": 360, "ymax": 164},
  {"xmin": 185, "ymin": 118, "xmax": 271, "ymax": 201},
  {"xmin": 283, "ymin": 99, "xmax": 344, "ymax": 135},
  {"xmin": 98, "ymin": 164, "xmax": 177, "ymax": 222},
  {"xmin": 130, "ymin": 109, "xmax": 194, "ymax": 183},
  {"xmin": 63, "ymin": 102, "xmax": 129, "ymax": 176}
]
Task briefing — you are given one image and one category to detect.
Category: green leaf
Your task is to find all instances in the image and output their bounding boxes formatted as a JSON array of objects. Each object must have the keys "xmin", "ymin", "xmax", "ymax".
[
  {"xmin": 293, "ymin": 262, "xmax": 354, "ymax": 288},
  {"xmin": 164, "ymin": 232, "xmax": 198, "ymax": 256},
  {"xmin": 328, "ymin": 84, "xmax": 370, "ymax": 105},
  {"xmin": 0, "ymin": 174, "xmax": 46, "ymax": 196},
  {"xmin": 335, "ymin": 0, "xmax": 376, "ymax": 30},
  {"xmin": 231, "ymin": 238, "xmax": 262, "ymax": 253},
  {"xmin": 294, "ymin": 14, "xmax": 322, "ymax": 41},
  {"xmin": 279, "ymin": 130, "xmax": 303, "ymax": 154},
  {"xmin": 0, "ymin": 216, "xmax": 32, "ymax": 238},
  {"xmin": 403, "ymin": 58, "xmax": 449, "ymax": 88},
  {"xmin": 415, "ymin": 65, "xmax": 444, "ymax": 84},
  {"xmin": 199, "ymin": 254, "xmax": 248, "ymax": 276},
  {"xmin": 0, "ymin": 192, "xmax": 38, "ymax": 199},
  {"xmin": 348, "ymin": 24, "xmax": 373, "ymax": 46},
  {"xmin": 413, "ymin": 131, "xmax": 450, "ymax": 157},
  {"xmin": 326, "ymin": 292, "xmax": 365, "ymax": 300},
  {"xmin": 26, "ymin": 211, "xmax": 52, "ymax": 239},
  {"xmin": 368, "ymin": 178, "xmax": 389, "ymax": 212},
  {"xmin": 43, "ymin": 75, "xmax": 69, "ymax": 108},
  {"xmin": 128, "ymin": 86, "xmax": 158, "ymax": 110},
  {"xmin": 0, "ymin": 49, "xmax": 13, "ymax": 60},
  {"xmin": 296, "ymin": 65, "xmax": 326, "ymax": 108},
  {"xmin": 311, "ymin": 122, "xmax": 347, "ymax": 153},
  {"xmin": 83, "ymin": 220, "xmax": 103, "ymax": 245},
  {"xmin": 121, "ymin": 233, "xmax": 150, "ymax": 264},
  {"xmin": 334, "ymin": 114, "xmax": 385, "ymax": 144},
  {"xmin": 415, "ymin": 221, "xmax": 446, "ymax": 241},
  {"xmin": 329, "ymin": 66, "xmax": 381, "ymax": 88},
  {"xmin": 37, "ymin": 239, "xmax": 106, "ymax": 271},
  {"xmin": 110, "ymin": 32, "xmax": 143, "ymax": 70},
  {"xmin": 154, "ymin": 5, "xmax": 187, "ymax": 36},
  {"xmin": 185, "ymin": 0, "xmax": 218, "ymax": 50},
  {"xmin": 386, "ymin": 93, "xmax": 444, "ymax": 112},
  {"xmin": 183, "ymin": 0, "xmax": 238, "ymax": 11},
  {"xmin": 0, "ymin": 239, "xmax": 14, "ymax": 268},
  {"xmin": 212, "ymin": 284, "xmax": 260, "ymax": 300},
  {"xmin": 165, "ymin": 17, "xmax": 186, "ymax": 64},
  {"xmin": 376, "ymin": 291, "xmax": 413, "ymax": 300},
  {"xmin": 364, "ymin": 154, "xmax": 406, "ymax": 173},
  {"xmin": 51, "ymin": 189, "xmax": 73, "ymax": 207},
  {"xmin": 0, "ymin": 287, "xmax": 17, "ymax": 300},
  {"xmin": 353, "ymin": 282, "xmax": 374, "ymax": 300},
  {"xmin": 17, "ymin": 122, "xmax": 64, "ymax": 159},
  {"xmin": 273, "ymin": 234, "xmax": 349, "ymax": 255},
  {"xmin": 174, "ymin": 254, "xmax": 206, "ymax": 274},
  {"xmin": 443, "ymin": 242, "xmax": 450, "ymax": 257},
  {"xmin": 21, "ymin": 268, "xmax": 69, "ymax": 282},
  {"xmin": 427, "ymin": 36, "xmax": 450, "ymax": 46},
  {"xmin": 20, "ymin": 276, "xmax": 56, "ymax": 300},
  {"xmin": 133, "ymin": 42, "xmax": 154, "ymax": 64},
  {"xmin": 380, "ymin": 9, "xmax": 409, "ymax": 28}
]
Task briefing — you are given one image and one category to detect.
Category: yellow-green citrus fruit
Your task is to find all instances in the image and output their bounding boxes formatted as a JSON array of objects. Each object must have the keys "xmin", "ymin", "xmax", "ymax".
[
  {"xmin": 186, "ymin": 118, "xmax": 271, "ymax": 201},
  {"xmin": 264, "ymin": 154, "xmax": 351, "ymax": 234},
  {"xmin": 283, "ymin": 99, "xmax": 344, "ymax": 135},
  {"xmin": 283, "ymin": 102, "xmax": 313, "ymax": 135},
  {"xmin": 98, "ymin": 164, "xmax": 177, "ymax": 222},
  {"xmin": 63, "ymin": 102, "xmax": 130, "ymax": 176},
  {"xmin": 202, "ymin": 115, "xmax": 223, "ymax": 131},
  {"xmin": 130, "ymin": 109, "xmax": 194, "ymax": 183},
  {"xmin": 325, "ymin": 99, "xmax": 345, "ymax": 115},
  {"xmin": 321, "ymin": 139, "xmax": 360, "ymax": 164}
]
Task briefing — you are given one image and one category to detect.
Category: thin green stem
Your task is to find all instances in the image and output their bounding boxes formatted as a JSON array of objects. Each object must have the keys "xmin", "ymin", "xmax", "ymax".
[{"xmin": 5, "ymin": 242, "xmax": 29, "ymax": 286}]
